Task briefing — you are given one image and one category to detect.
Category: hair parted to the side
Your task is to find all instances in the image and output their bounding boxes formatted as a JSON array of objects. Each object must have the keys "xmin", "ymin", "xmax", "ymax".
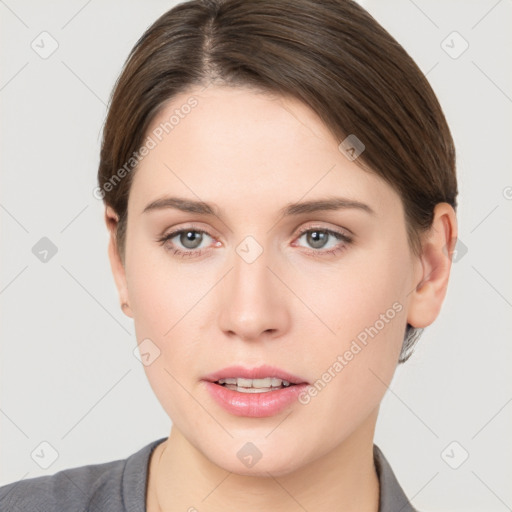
[{"xmin": 97, "ymin": 0, "xmax": 458, "ymax": 364}]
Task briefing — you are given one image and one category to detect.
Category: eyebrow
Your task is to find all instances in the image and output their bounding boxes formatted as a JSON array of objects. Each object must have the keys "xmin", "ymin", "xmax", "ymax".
[{"xmin": 142, "ymin": 195, "xmax": 375, "ymax": 218}]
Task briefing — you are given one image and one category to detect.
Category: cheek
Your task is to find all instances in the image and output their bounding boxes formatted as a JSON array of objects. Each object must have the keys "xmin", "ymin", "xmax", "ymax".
[
  {"xmin": 304, "ymin": 241, "xmax": 410, "ymax": 347},
  {"xmin": 126, "ymin": 256, "xmax": 203, "ymax": 421},
  {"xmin": 125, "ymin": 237, "xmax": 184, "ymax": 335},
  {"xmin": 297, "ymin": 276, "xmax": 406, "ymax": 440},
  {"xmin": 125, "ymin": 241, "xmax": 210, "ymax": 402},
  {"xmin": 298, "ymin": 241, "xmax": 410, "ymax": 410}
]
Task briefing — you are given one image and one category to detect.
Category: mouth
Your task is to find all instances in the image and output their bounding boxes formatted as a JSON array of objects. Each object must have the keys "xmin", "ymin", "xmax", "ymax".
[
  {"xmin": 215, "ymin": 377, "xmax": 296, "ymax": 393},
  {"xmin": 202, "ymin": 364, "xmax": 309, "ymax": 393}
]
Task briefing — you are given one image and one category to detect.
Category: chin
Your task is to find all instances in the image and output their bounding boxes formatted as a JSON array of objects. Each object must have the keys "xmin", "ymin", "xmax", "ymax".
[{"xmin": 209, "ymin": 441, "xmax": 308, "ymax": 478}]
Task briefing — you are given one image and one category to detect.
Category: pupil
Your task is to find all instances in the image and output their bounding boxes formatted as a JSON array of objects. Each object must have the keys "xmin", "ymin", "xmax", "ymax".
[
  {"xmin": 182, "ymin": 231, "xmax": 201, "ymax": 249},
  {"xmin": 309, "ymin": 230, "xmax": 326, "ymax": 249}
]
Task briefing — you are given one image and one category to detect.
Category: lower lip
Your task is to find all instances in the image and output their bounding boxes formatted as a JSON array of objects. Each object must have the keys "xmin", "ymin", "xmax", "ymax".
[{"xmin": 203, "ymin": 381, "xmax": 309, "ymax": 418}]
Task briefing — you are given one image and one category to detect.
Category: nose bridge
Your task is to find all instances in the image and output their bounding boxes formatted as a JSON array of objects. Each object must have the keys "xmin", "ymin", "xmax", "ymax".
[
  {"xmin": 217, "ymin": 233, "xmax": 288, "ymax": 339},
  {"xmin": 231, "ymin": 234, "xmax": 276, "ymax": 304},
  {"xmin": 232, "ymin": 237, "xmax": 271, "ymax": 296}
]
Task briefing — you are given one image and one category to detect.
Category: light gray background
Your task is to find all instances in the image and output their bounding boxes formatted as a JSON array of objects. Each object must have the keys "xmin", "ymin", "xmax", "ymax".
[{"xmin": 1, "ymin": 1, "xmax": 511, "ymax": 511}]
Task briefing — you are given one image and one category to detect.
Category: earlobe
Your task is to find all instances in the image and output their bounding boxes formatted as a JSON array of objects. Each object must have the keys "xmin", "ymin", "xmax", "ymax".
[
  {"xmin": 407, "ymin": 203, "xmax": 458, "ymax": 329},
  {"xmin": 105, "ymin": 206, "xmax": 133, "ymax": 318}
]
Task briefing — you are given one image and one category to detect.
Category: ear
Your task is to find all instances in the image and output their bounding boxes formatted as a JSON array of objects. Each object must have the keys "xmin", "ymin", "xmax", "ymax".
[
  {"xmin": 105, "ymin": 206, "xmax": 133, "ymax": 318},
  {"xmin": 407, "ymin": 203, "xmax": 458, "ymax": 329}
]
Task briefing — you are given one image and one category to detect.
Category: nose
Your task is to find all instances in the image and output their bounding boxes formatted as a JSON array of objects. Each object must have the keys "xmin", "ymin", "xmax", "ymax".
[{"xmin": 217, "ymin": 243, "xmax": 290, "ymax": 342}]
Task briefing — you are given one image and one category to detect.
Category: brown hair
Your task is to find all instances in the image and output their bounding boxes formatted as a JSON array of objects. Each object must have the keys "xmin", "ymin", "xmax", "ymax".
[{"xmin": 97, "ymin": 0, "xmax": 458, "ymax": 363}]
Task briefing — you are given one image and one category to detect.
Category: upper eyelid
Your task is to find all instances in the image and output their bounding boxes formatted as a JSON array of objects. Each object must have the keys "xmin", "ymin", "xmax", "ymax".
[
  {"xmin": 296, "ymin": 224, "xmax": 352, "ymax": 237},
  {"xmin": 162, "ymin": 221, "xmax": 352, "ymax": 237}
]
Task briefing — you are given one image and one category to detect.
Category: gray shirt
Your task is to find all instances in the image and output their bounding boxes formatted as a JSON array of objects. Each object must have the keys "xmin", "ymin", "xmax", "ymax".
[{"xmin": 0, "ymin": 438, "xmax": 418, "ymax": 511}]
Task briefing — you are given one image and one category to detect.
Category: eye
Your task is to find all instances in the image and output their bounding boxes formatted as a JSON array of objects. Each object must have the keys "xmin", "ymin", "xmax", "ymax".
[
  {"xmin": 293, "ymin": 226, "xmax": 353, "ymax": 257},
  {"xmin": 157, "ymin": 224, "xmax": 353, "ymax": 259},
  {"xmin": 157, "ymin": 225, "xmax": 216, "ymax": 258}
]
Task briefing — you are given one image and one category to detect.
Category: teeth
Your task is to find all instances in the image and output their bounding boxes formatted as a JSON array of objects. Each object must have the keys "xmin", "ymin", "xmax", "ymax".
[
  {"xmin": 224, "ymin": 386, "xmax": 278, "ymax": 393},
  {"xmin": 217, "ymin": 377, "xmax": 292, "ymax": 388}
]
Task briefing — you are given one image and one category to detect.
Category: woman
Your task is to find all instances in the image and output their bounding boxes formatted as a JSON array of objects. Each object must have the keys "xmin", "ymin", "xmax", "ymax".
[{"xmin": 0, "ymin": 0, "xmax": 457, "ymax": 510}]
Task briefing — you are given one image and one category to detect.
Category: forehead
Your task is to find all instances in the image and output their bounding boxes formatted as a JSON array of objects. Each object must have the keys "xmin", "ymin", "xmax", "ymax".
[{"xmin": 129, "ymin": 85, "xmax": 398, "ymax": 219}]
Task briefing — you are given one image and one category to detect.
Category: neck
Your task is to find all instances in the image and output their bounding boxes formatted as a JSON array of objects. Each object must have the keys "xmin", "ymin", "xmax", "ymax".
[{"xmin": 147, "ymin": 409, "xmax": 380, "ymax": 512}]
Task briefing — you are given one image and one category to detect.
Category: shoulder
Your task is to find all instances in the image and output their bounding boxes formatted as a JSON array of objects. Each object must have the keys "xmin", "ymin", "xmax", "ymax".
[
  {"xmin": 0, "ymin": 458, "xmax": 124, "ymax": 512},
  {"xmin": 0, "ymin": 437, "xmax": 167, "ymax": 512}
]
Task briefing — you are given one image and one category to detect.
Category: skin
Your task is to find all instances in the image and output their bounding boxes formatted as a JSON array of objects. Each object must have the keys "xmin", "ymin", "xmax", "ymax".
[{"xmin": 105, "ymin": 85, "xmax": 457, "ymax": 512}]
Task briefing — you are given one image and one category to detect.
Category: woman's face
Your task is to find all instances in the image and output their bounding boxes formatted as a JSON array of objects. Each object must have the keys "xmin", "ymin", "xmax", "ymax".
[{"xmin": 112, "ymin": 85, "xmax": 423, "ymax": 475}]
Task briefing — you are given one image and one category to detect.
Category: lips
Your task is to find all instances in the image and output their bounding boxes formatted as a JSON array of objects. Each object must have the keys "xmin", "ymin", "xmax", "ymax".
[{"xmin": 202, "ymin": 364, "xmax": 309, "ymax": 385}]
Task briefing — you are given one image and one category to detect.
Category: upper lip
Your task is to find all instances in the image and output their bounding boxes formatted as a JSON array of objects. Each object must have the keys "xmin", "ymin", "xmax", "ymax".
[{"xmin": 202, "ymin": 365, "xmax": 309, "ymax": 385}]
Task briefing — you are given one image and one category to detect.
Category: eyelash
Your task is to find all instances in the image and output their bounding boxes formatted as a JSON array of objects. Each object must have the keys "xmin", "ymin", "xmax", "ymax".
[{"xmin": 156, "ymin": 224, "xmax": 353, "ymax": 259}]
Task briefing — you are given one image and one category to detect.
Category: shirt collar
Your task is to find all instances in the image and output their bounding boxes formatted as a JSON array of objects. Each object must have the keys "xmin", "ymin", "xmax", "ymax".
[{"xmin": 374, "ymin": 444, "xmax": 418, "ymax": 512}]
